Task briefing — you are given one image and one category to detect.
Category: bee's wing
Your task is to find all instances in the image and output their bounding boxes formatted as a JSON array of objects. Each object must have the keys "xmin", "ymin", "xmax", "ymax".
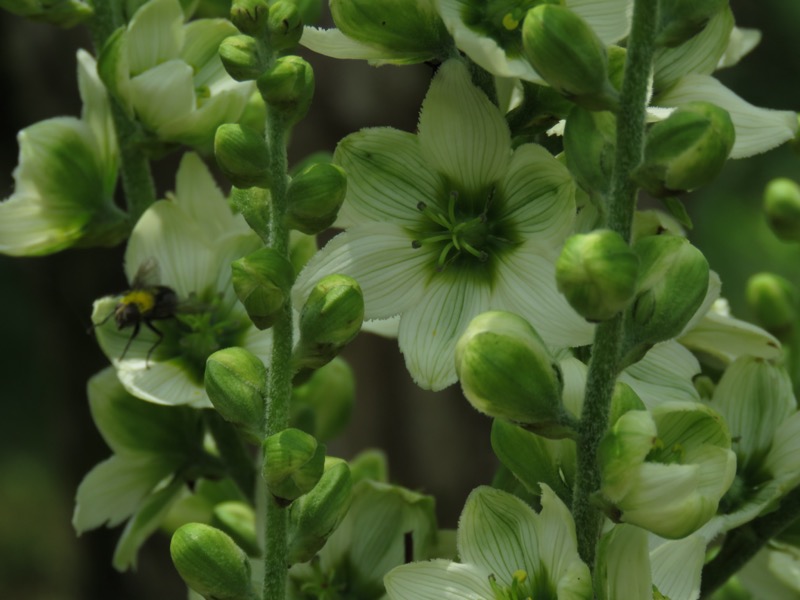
[{"xmin": 129, "ymin": 257, "xmax": 161, "ymax": 288}]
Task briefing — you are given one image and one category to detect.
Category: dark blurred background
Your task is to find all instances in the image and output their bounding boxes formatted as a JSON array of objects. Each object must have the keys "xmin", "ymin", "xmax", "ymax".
[{"xmin": 0, "ymin": 1, "xmax": 798, "ymax": 598}]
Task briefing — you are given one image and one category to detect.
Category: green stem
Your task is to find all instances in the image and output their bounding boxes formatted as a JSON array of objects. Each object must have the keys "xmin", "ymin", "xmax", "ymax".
[
  {"xmin": 700, "ymin": 485, "xmax": 800, "ymax": 597},
  {"xmin": 571, "ymin": 0, "xmax": 659, "ymax": 568},
  {"xmin": 262, "ymin": 110, "xmax": 293, "ymax": 600},
  {"xmin": 87, "ymin": 0, "xmax": 157, "ymax": 223}
]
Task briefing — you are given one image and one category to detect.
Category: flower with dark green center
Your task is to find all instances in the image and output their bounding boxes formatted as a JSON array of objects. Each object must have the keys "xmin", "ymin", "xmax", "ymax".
[{"xmin": 293, "ymin": 59, "xmax": 592, "ymax": 390}]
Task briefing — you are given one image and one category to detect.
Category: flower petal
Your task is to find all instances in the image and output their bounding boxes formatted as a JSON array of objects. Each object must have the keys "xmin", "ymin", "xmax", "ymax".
[
  {"xmin": 300, "ymin": 26, "xmax": 396, "ymax": 61},
  {"xmin": 126, "ymin": 0, "xmax": 184, "ymax": 75},
  {"xmin": 334, "ymin": 128, "xmax": 444, "ymax": 227},
  {"xmin": 180, "ymin": 18, "xmax": 238, "ymax": 71},
  {"xmin": 129, "ymin": 60, "xmax": 196, "ymax": 132},
  {"xmin": 117, "ymin": 358, "xmax": 211, "ymax": 408},
  {"xmin": 678, "ymin": 310, "xmax": 782, "ymax": 364},
  {"xmin": 619, "ymin": 341, "xmax": 701, "ymax": 410},
  {"xmin": 77, "ymin": 49, "xmax": 117, "ymax": 179},
  {"xmin": 418, "ymin": 60, "xmax": 512, "ymax": 198},
  {"xmin": 385, "ymin": 559, "xmax": 493, "ymax": 599},
  {"xmin": 537, "ymin": 485, "xmax": 589, "ymax": 592},
  {"xmin": 655, "ymin": 74, "xmax": 798, "ymax": 158},
  {"xmin": 649, "ymin": 534, "xmax": 705, "ymax": 600},
  {"xmin": 293, "ymin": 223, "xmax": 432, "ymax": 320},
  {"xmin": 568, "ymin": 0, "xmax": 633, "ymax": 44},
  {"xmin": 717, "ymin": 27, "xmax": 761, "ymax": 70},
  {"xmin": 0, "ymin": 193, "xmax": 85, "ymax": 256},
  {"xmin": 398, "ymin": 271, "xmax": 490, "ymax": 390}
]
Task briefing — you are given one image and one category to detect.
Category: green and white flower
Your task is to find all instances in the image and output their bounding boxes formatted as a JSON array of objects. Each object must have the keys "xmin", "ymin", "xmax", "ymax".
[
  {"xmin": 0, "ymin": 50, "xmax": 125, "ymax": 256},
  {"xmin": 98, "ymin": 0, "xmax": 254, "ymax": 148},
  {"xmin": 384, "ymin": 485, "xmax": 592, "ymax": 600},
  {"xmin": 293, "ymin": 59, "xmax": 592, "ymax": 390},
  {"xmin": 91, "ymin": 153, "xmax": 264, "ymax": 407}
]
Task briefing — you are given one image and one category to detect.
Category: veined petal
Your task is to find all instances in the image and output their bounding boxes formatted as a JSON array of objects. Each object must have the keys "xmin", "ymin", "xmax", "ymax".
[
  {"xmin": 498, "ymin": 144, "xmax": 576, "ymax": 245},
  {"xmin": 492, "ymin": 242, "xmax": 595, "ymax": 349},
  {"xmin": 129, "ymin": 60, "xmax": 195, "ymax": 132},
  {"xmin": 418, "ymin": 60, "xmax": 511, "ymax": 198},
  {"xmin": 126, "ymin": 0, "xmax": 184, "ymax": 75},
  {"xmin": 180, "ymin": 19, "xmax": 238, "ymax": 71},
  {"xmin": 293, "ymin": 224, "xmax": 431, "ymax": 319},
  {"xmin": 117, "ymin": 358, "xmax": 211, "ymax": 408},
  {"xmin": 537, "ymin": 485, "xmax": 588, "ymax": 591},
  {"xmin": 764, "ymin": 412, "xmax": 800, "ymax": 489},
  {"xmin": 398, "ymin": 271, "xmax": 490, "ymax": 390},
  {"xmin": 568, "ymin": 0, "xmax": 633, "ymax": 44},
  {"xmin": 77, "ymin": 49, "xmax": 117, "ymax": 180},
  {"xmin": 300, "ymin": 26, "xmax": 397, "ymax": 61},
  {"xmin": 385, "ymin": 559, "xmax": 493, "ymax": 599},
  {"xmin": 458, "ymin": 486, "xmax": 540, "ymax": 584},
  {"xmin": 598, "ymin": 525, "xmax": 651, "ymax": 600},
  {"xmin": 718, "ymin": 27, "xmax": 761, "ymax": 70},
  {"xmin": 679, "ymin": 310, "xmax": 782, "ymax": 364},
  {"xmin": 654, "ymin": 74, "xmax": 798, "ymax": 158},
  {"xmin": 0, "ymin": 193, "xmax": 85, "ymax": 256},
  {"xmin": 334, "ymin": 128, "xmax": 444, "ymax": 227},
  {"xmin": 620, "ymin": 341, "xmax": 701, "ymax": 410},
  {"xmin": 649, "ymin": 534, "xmax": 705, "ymax": 600}
]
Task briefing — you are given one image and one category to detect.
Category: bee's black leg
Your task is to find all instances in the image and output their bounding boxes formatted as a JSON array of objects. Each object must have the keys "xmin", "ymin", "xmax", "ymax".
[
  {"xmin": 119, "ymin": 321, "xmax": 141, "ymax": 361},
  {"xmin": 143, "ymin": 319, "xmax": 164, "ymax": 368}
]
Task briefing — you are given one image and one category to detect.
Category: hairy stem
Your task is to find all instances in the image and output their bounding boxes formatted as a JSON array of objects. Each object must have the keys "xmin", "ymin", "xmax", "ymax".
[{"xmin": 571, "ymin": 0, "xmax": 659, "ymax": 568}]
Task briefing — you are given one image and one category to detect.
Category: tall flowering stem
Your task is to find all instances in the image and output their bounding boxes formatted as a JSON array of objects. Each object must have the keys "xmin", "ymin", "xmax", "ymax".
[
  {"xmin": 572, "ymin": 0, "xmax": 659, "ymax": 567},
  {"xmin": 262, "ymin": 109, "xmax": 293, "ymax": 600}
]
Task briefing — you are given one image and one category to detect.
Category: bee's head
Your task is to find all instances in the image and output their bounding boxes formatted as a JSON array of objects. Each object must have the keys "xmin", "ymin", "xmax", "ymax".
[{"xmin": 114, "ymin": 301, "xmax": 141, "ymax": 328}]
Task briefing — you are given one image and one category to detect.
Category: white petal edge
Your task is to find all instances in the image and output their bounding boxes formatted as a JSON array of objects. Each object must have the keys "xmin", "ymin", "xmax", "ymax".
[
  {"xmin": 385, "ymin": 559, "xmax": 492, "ymax": 600},
  {"xmin": 300, "ymin": 26, "xmax": 395, "ymax": 60}
]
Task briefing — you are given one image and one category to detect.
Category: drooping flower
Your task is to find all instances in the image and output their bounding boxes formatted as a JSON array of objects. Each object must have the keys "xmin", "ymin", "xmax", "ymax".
[
  {"xmin": 293, "ymin": 58, "xmax": 592, "ymax": 390},
  {"xmin": 91, "ymin": 153, "xmax": 264, "ymax": 407},
  {"xmin": 384, "ymin": 485, "xmax": 592, "ymax": 600}
]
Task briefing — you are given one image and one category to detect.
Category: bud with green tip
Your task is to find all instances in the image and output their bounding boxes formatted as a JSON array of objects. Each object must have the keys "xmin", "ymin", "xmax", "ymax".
[
  {"xmin": 267, "ymin": 0, "xmax": 303, "ymax": 51},
  {"xmin": 0, "ymin": 0, "xmax": 93, "ymax": 28},
  {"xmin": 556, "ymin": 230, "xmax": 639, "ymax": 322},
  {"xmin": 746, "ymin": 273, "xmax": 798, "ymax": 340},
  {"xmin": 656, "ymin": 0, "xmax": 729, "ymax": 48},
  {"xmin": 763, "ymin": 177, "xmax": 800, "ymax": 242},
  {"xmin": 293, "ymin": 275, "xmax": 364, "ymax": 371},
  {"xmin": 291, "ymin": 357, "xmax": 355, "ymax": 442},
  {"xmin": 170, "ymin": 523, "xmax": 254, "ymax": 600},
  {"xmin": 214, "ymin": 124, "xmax": 270, "ymax": 189},
  {"xmin": 287, "ymin": 459, "xmax": 352, "ymax": 564},
  {"xmin": 219, "ymin": 34, "xmax": 269, "ymax": 82},
  {"xmin": 522, "ymin": 4, "xmax": 618, "ymax": 111},
  {"xmin": 205, "ymin": 347, "xmax": 267, "ymax": 443},
  {"xmin": 232, "ymin": 248, "xmax": 296, "ymax": 330},
  {"xmin": 263, "ymin": 428, "xmax": 326, "ymax": 503},
  {"xmin": 286, "ymin": 163, "xmax": 347, "ymax": 234},
  {"xmin": 634, "ymin": 102, "xmax": 735, "ymax": 197},
  {"xmin": 563, "ymin": 108, "xmax": 617, "ymax": 199},
  {"xmin": 257, "ymin": 56, "xmax": 315, "ymax": 125},
  {"xmin": 211, "ymin": 501, "xmax": 261, "ymax": 557},
  {"xmin": 231, "ymin": 0, "xmax": 270, "ymax": 36},
  {"xmin": 455, "ymin": 311, "xmax": 567, "ymax": 433}
]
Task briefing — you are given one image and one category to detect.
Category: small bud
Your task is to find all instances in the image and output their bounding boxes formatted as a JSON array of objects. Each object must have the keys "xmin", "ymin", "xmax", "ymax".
[
  {"xmin": 214, "ymin": 123, "xmax": 270, "ymax": 189},
  {"xmin": 656, "ymin": 0, "xmax": 729, "ymax": 48},
  {"xmin": 257, "ymin": 56, "xmax": 315, "ymax": 125},
  {"xmin": 746, "ymin": 272, "xmax": 798, "ymax": 340},
  {"xmin": 263, "ymin": 428, "xmax": 326, "ymax": 503},
  {"xmin": 286, "ymin": 163, "xmax": 347, "ymax": 234},
  {"xmin": 205, "ymin": 347, "xmax": 267, "ymax": 443},
  {"xmin": 609, "ymin": 382, "xmax": 646, "ymax": 427},
  {"xmin": 563, "ymin": 108, "xmax": 617, "ymax": 199},
  {"xmin": 211, "ymin": 501, "xmax": 261, "ymax": 557},
  {"xmin": 170, "ymin": 523, "xmax": 253, "ymax": 600},
  {"xmin": 763, "ymin": 177, "xmax": 800, "ymax": 242},
  {"xmin": 455, "ymin": 311, "xmax": 565, "ymax": 429},
  {"xmin": 267, "ymin": 0, "xmax": 303, "ymax": 51},
  {"xmin": 556, "ymin": 230, "xmax": 639, "ymax": 322},
  {"xmin": 634, "ymin": 102, "xmax": 735, "ymax": 197},
  {"xmin": 232, "ymin": 248, "xmax": 296, "ymax": 330},
  {"xmin": 287, "ymin": 460, "xmax": 352, "ymax": 563},
  {"xmin": 348, "ymin": 449, "xmax": 389, "ymax": 484},
  {"xmin": 219, "ymin": 34, "xmax": 269, "ymax": 82},
  {"xmin": 231, "ymin": 0, "xmax": 270, "ymax": 36},
  {"xmin": 293, "ymin": 275, "xmax": 364, "ymax": 371},
  {"xmin": 0, "ymin": 0, "xmax": 93, "ymax": 28},
  {"xmin": 291, "ymin": 357, "xmax": 355, "ymax": 442},
  {"xmin": 522, "ymin": 4, "xmax": 618, "ymax": 111}
]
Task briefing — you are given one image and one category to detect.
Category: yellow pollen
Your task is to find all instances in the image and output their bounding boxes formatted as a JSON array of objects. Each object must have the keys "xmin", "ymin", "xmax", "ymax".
[{"xmin": 502, "ymin": 13, "xmax": 520, "ymax": 30}]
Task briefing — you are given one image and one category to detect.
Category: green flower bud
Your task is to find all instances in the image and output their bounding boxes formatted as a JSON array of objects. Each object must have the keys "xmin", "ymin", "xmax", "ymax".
[
  {"xmin": 232, "ymin": 248, "xmax": 296, "ymax": 330},
  {"xmin": 455, "ymin": 311, "xmax": 566, "ymax": 431},
  {"xmin": 205, "ymin": 347, "xmax": 267, "ymax": 443},
  {"xmin": 0, "ymin": 0, "xmax": 93, "ymax": 28},
  {"xmin": 263, "ymin": 428, "xmax": 326, "ymax": 503},
  {"xmin": 293, "ymin": 275, "xmax": 364, "ymax": 371},
  {"xmin": 634, "ymin": 102, "xmax": 735, "ymax": 197},
  {"xmin": 231, "ymin": 186, "xmax": 271, "ymax": 243},
  {"xmin": 556, "ymin": 230, "xmax": 639, "ymax": 322},
  {"xmin": 211, "ymin": 501, "xmax": 261, "ymax": 557},
  {"xmin": 522, "ymin": 4, "xmax": 618, "ymax": 111},
  {"xmin": 286, "ymin": 163, "xmax": 347, "ymax": 234},
  {"xmin": 267, "ymin": 0, "xmax": 303, "ymax": 51},
  {"xmin": 623, "ymin": 235, "xmax": 709, "ymax": 363},
  {"xmin": 231, "ymin": 0, "xmax": 270, "ymax": 36},
  {"xmin": 219, "ymin": 34, "xmax": 269, "ymax": 82},
  {"xmin": 763, "ymin": 177, "xmax": 800, "ymax": 242},
  {"xmin": 287, "ymin": 460, "xmax": 352, "ymax": 564},
  {"xmin": 257, "ymin": 56, "xmax": 315, "ymax": 125},
  {"xmin": 609, "ymin": 381, "xmax": 646, "ymax": 427},
  {"xmin": 329, "ymin": 0, "xmax": 450, "ymax": 63},
  {"xmin": 746, "ymin": 273, "xmax": 798, "ymax": 341},
  {"xmin": 291, "ymin": 357, "xmax": 355, "ymax": 443},
  {"xmin": 563, "ymin": 107, "xmax": 617, "ymax": 199},
  {"xmin": 170, "ymin": 523, "xmax": 253, "ymax": 600},
  {"xmin": 656, "ymin": 0, "xmax": 728, "ymax": 48},
  {"xmin": 214, "ymin": 124, "xmax": 270, "ymax": 189}
]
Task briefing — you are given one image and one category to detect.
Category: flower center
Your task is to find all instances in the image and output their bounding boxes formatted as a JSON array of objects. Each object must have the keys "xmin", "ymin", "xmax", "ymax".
[
  {"xmin": 489, "ymin": 570, "xmax": 534, "ymax": 600},
  {"xmin": 461, "ymin": 0, "xmax": 540, "ymax": 57}
]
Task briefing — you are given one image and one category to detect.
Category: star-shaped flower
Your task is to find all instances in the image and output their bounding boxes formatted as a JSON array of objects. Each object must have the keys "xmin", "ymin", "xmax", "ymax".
[{"xmin": 293, "ymin": 59, "xmax": 592, "ymax": 390}]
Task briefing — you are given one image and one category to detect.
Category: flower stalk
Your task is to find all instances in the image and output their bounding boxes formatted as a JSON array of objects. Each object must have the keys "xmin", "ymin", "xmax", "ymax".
[{"xmin": 571, "ymin": 0, "xmax": 660, "ymax": 568}]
